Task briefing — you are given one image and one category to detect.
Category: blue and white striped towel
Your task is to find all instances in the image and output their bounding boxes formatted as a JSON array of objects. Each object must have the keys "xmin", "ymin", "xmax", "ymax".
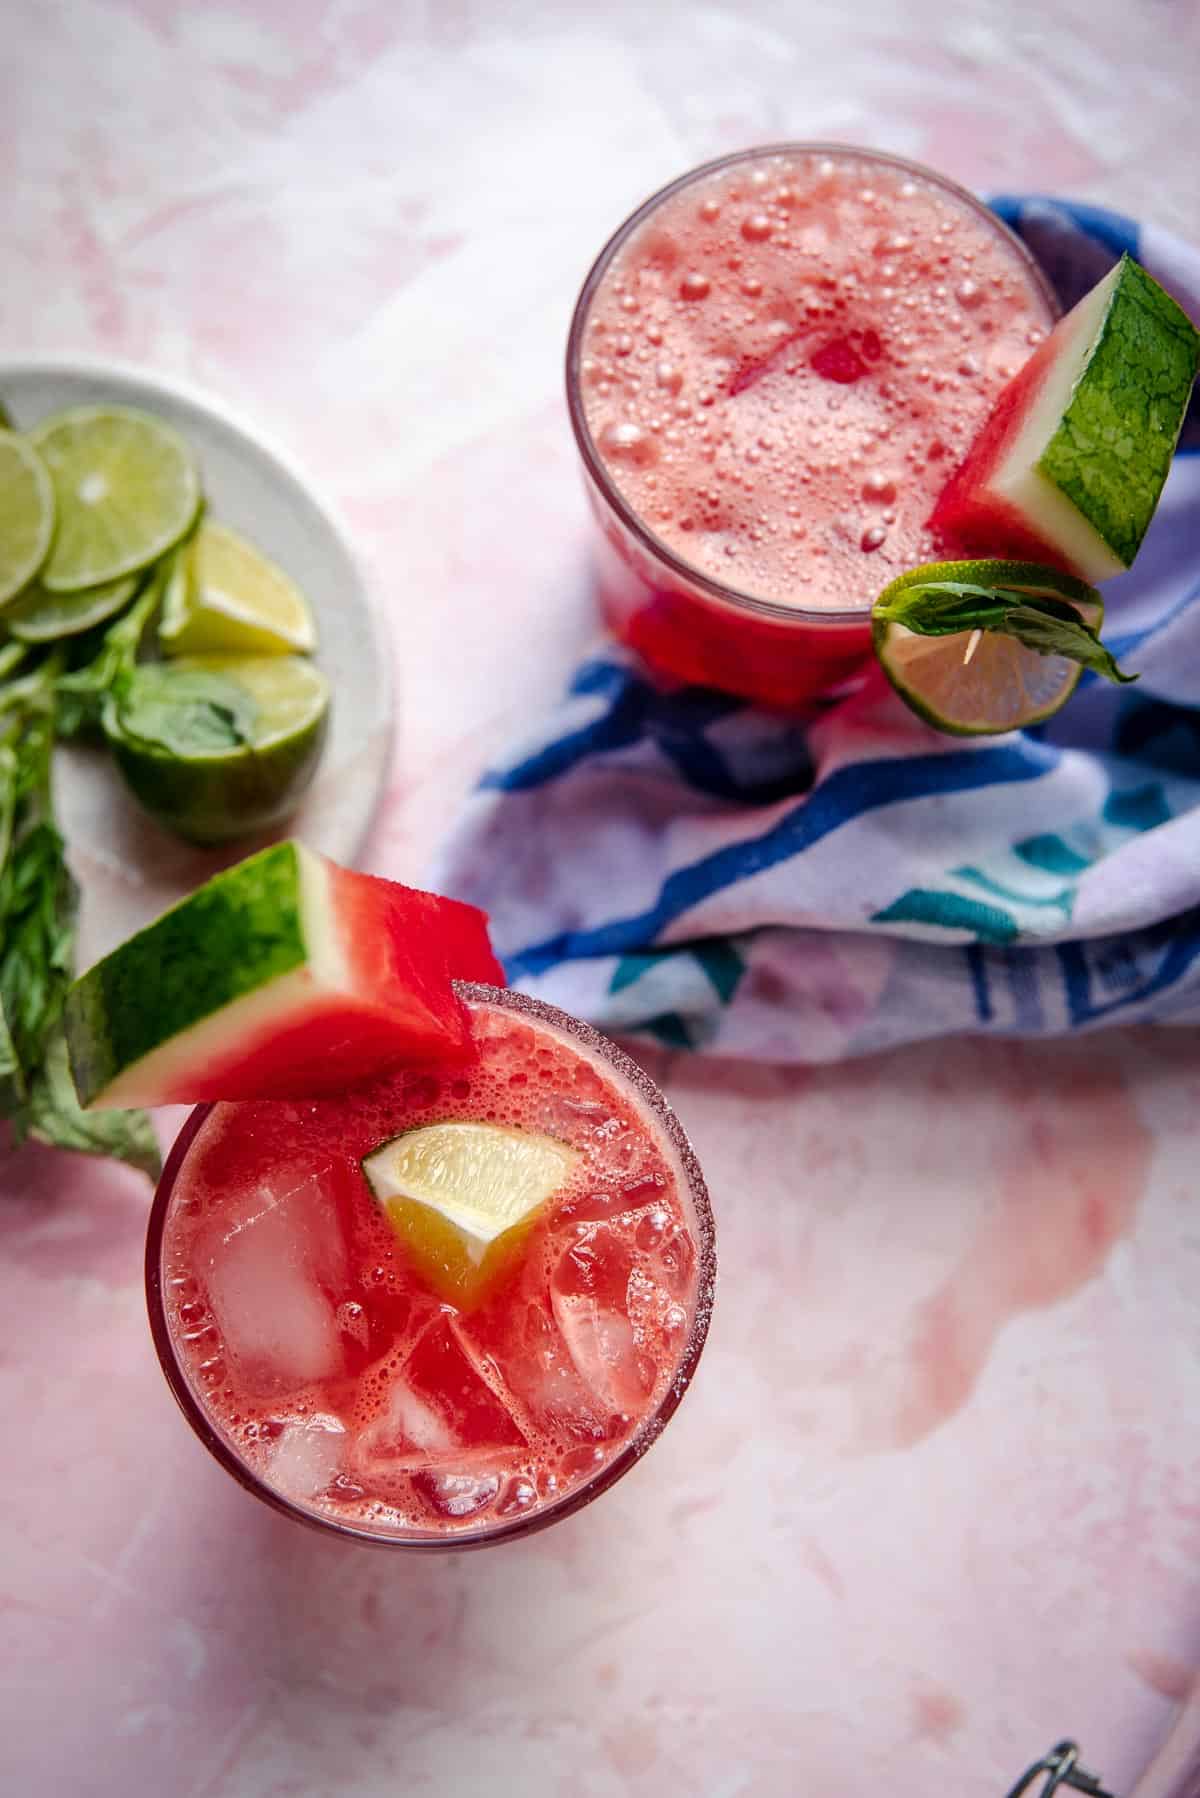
[{"xmin": 431, "ymin": 200, "xmax": 1200, "ymax": 1061}]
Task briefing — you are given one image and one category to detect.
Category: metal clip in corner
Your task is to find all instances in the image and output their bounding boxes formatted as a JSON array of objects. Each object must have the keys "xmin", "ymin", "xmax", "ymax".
[{"xmin": 1005, "ymin": 1740, "xmax": 1121, "ymax": 1798}]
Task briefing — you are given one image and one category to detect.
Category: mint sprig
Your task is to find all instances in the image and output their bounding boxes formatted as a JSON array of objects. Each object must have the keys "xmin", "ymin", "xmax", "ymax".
[{"xmin": 874, "ymin": 578, "xmax": 1137, "ymax": 685}]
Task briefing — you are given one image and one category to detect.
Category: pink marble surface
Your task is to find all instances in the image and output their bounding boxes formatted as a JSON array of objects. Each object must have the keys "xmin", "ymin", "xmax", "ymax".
[{"xmin": 2, "ymin": 2, "xmax": 1199, "ymax": 1793}]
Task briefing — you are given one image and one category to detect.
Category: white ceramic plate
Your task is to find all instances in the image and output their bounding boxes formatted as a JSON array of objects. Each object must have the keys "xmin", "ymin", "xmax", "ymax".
[{"xmin": 0, "ymin": 357, "xmax": 393, "ymax": 964}]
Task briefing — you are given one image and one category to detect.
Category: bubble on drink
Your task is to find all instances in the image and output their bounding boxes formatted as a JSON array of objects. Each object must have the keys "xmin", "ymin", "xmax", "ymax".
[{"xmin": 579, "ymin": 146, "xmax": 1057, "ymax": 614}]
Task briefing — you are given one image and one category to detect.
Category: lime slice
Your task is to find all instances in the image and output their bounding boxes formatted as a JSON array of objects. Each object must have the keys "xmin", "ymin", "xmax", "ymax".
[
  {"xmin": 159, "ymin": 521, "xmax": 316, "ymax": 656},
  {"xmin": 872, "ymin": 559, "xmax": 1105, "ymax": 736},
  {"xmin": 103, "ymin": 652, "xmax": 329, "ymax": 844},
  {"xmin": 0, "ymin": 429, "xmax": 55, "ymax": 607},
  {"xmin": 363, "ymin": 1123, "xmax": 578, "ymax": 1309},
  {"xmin": 31, "ymin": 406, "xmax": 201, "ymax": 593},
  {"xmin": 6, "ymin": 572, "xmax": 140, "ymax": 643}
]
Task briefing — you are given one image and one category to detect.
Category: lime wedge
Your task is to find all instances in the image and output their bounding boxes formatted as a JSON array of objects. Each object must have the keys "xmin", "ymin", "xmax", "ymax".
[
  {"xmin": 0, "ymin": 429, "xmax": 55, "ymax": 607},
  {"xmin": 6, "ymin": 572, "xmax": 140, "ymax": 642},
  {"xmin": 103, "ymin": 652, "xmax": 329, "ymax": 844},
  {"xmin": 159, "ymin": 521, "xmax": 316, "ymax": 657},
  {"xmin": 31, "ymin": 406, "xmax": 201, "ymax": 593},
  {"xmin": 363, "ymin": 1123, "xmax": 578, "ymax": 1309},
  {"xmin": 872, "ymin": 559, "xmax": 1106, "ymax": 736}
]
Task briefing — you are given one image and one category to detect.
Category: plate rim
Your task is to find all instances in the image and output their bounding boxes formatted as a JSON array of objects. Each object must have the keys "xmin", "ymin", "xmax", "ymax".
[{"xmin": 0, "ymin": 350, "xmax": 395, "ymax": 868}]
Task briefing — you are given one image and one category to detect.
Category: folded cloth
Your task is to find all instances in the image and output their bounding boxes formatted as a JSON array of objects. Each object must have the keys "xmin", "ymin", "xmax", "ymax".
[{"xmin": 430, "ymin": 199, "xmax": 1200, "ymax": 1062}]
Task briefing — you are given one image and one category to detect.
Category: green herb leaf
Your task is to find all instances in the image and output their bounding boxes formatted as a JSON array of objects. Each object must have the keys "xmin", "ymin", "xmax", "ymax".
[
  {"xmin": 27, "ymin": 1030, "xmax": 161, "ymax": 1181},
  {"xmin": 55, "ymin": 570, "xmax": 164, "ymax": 738},
  {"xmin": 108, "ymin": 664, "xmax": 258, "ymax": 757},
  {"xmin": 874, "ymin": 577, "xmax": 1137, "ymax": 685},
  {"xmin": 998, "ymin": 601, "xmax": 1138, "ymax": 683}
]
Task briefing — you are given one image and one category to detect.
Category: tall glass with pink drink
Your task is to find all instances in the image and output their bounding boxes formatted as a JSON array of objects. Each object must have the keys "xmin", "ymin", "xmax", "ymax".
[
  {"xmin": 146, "ymin": 984, "xmax": 715, "ymax": 1548},
  {"xmin": 567, "ymin": 144, "xmax": 1058, "ymax": 707}
]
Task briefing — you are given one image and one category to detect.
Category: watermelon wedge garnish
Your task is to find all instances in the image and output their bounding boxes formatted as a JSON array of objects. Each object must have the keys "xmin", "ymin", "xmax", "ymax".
[
  {"xmin": 931, "ymin": 254, "xmax": 1199, "ymax": 581},
  {"xmin": 64, "ymin": 841, "xmax": 505, "ymax": 1109}
]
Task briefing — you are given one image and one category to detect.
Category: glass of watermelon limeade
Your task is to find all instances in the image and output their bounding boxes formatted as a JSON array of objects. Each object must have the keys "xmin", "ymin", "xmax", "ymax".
[
  {"xmin": 146, "ymin": 983, "xmax": 715, "ymax": 1548},
  {"xmin": 567, "ymin": 143, "xmax": 1060, "ymax": 707}
]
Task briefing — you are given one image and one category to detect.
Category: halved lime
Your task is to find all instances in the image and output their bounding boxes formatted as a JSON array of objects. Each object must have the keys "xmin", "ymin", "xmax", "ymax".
[
  {"xmin": 872, "ymin": 559, "xmax": 1105, "ymax": 736},
  {"xmin": 31, "ymin": 406, "xmax": 201, "ymax": 593},
  {"xmin": 103, "ymin": 652, "xmax": 329, "ymax": 844},
  {"xmin": 363, "ymin": 1122, "xmax": 578, "ymax": 1309},
  {"xmin": 6, "ymin": 572, "xmax": 140, "ymax": 643},
  {"xmin": 0, "ymin": 429, "xmax": 55, "ymax": 607},
  {"xmin": 159, "ymin": 520, "xmax": 316, "ymax": 656}
]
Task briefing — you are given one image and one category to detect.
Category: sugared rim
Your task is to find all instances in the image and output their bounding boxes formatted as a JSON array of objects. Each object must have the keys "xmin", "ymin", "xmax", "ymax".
[
  {"xmin": 565, "ymin": 141, "xmax": 1061, "ymax": 629},
  {"xmin": 144, "ymin": 982, "xmax": 717, "ymax": 1552}
]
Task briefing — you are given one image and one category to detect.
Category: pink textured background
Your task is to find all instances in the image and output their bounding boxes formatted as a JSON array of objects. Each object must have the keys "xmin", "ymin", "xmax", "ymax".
[{"xmin": 3, "ymin": 2, "xmax": 1199, "ymax": 1793}]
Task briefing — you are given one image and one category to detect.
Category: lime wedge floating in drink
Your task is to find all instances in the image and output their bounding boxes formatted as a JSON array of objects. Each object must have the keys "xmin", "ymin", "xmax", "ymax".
[
  {"xmin": 931, "ymin": 254, "xmax": 1200, "ymax": 581},
  {"xmin": 64, "ymin": 839, "xmax": 504, "ymax": 1109},
  {"xmin": 6, "ymin": 572, "xmax": 140, "ymax": 642},
  {"xmin": 159, "ymin": 520, "xmax": 316, "ymax": 657},
  {"xmin": 0, "ymin": 429, "xmax": 55, "ymax": 607},
  {"xmin": 103, "ymin": 652, "xmax": 330, "ymax": 844},
  {"xmin": 31, "ymin": 405, "xmax": 201, "ymax": 592},
  {"xmin": 364, "ymin": 1123, "xmax": 578, "ymax": 1309},
  {"xmin": 871, "ymin": 558, "xmax": 1115, "ymax": 736}
]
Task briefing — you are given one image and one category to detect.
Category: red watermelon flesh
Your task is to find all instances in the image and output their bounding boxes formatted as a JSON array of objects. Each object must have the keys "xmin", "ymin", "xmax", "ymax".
[{"xmin": 64, "ymin": 841, "xmax": 508, "ymax": 1109}]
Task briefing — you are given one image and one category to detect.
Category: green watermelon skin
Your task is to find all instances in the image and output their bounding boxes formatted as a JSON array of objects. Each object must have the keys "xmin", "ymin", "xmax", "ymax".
[
  {"xmin": 65, "ymin": 842, "xmax": 505, "ymax": 1109},
  {"xmin": 932, "ymin": 255, "xmax": 1200, "ymax": 580}
]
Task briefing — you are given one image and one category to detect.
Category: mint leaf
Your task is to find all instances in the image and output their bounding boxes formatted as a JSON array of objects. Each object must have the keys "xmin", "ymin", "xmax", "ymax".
[
  {"xmin": 874, "ymin": 579, "xmax": 1035, "ymax": 637},
  {"xmin": 55, "ymin": 571, "xmax": 164, "ymax": 738},
  {"xmin": 108, "ymin": 664, "xmax": 258, "ymax": 756},
  {"xmin": 27, "ymin": 1030, "xmax": 161, "ymax": 1181},
  {"xmin": 998, "ymin": 601, "xmax": 1137, "ymax": 683},
  {"xmin": 876, "ymin": 577, "xmax": 1137, "ymax": 685}
]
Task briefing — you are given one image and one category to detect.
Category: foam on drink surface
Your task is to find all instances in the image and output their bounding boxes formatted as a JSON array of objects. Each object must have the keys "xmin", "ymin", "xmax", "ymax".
[
  {"xmin": 161, "ymin": 999, "xmax": 704, "ymax": 1536},
  {"xmin": 580, "ymin": 149, "xmax": 1055, "ymax": 610}
]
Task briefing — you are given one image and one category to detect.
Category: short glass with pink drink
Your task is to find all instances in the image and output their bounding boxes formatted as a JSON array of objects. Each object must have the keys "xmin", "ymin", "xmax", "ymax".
[
  {"xmin": 567, "ymin": 143, "xmax": 1058, "ymax": 707},
  {"xmin": 147, "ymin": 984, "xmax": 715, "ymax": 1548}
]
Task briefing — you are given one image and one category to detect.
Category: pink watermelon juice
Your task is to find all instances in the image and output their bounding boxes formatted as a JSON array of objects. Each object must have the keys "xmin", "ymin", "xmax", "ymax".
[
  {"xmin": 567, "ymin": 144, "xmax": 1059, "ymax": 706},
  {"xmin": 147, "ymin": 985, "xmax": 715, "ymax": 1546}
]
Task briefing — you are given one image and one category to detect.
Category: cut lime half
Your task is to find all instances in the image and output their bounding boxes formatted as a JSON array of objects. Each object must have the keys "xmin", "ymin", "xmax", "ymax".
[
  {"xmin": 363, "ymin": 1122, "xmax": 578, "ymax": 1309},
  {"xmin": 104, "ymin": 652, "xmax": 329, "ymax": 844},
  {"xmin": 31, "ymin": 405, "xmax": 201, "ymax": 592},
  {"xmin": 873, "ymin": 559, "xmax": 1105, "ymax": 737},
  {"xmin": 159, "ymin": 520, "xmax": 316, "ymax": 656},
  {"xmin": 0, "ymin": 429, "xmax": 55, "ymax": 607}
]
